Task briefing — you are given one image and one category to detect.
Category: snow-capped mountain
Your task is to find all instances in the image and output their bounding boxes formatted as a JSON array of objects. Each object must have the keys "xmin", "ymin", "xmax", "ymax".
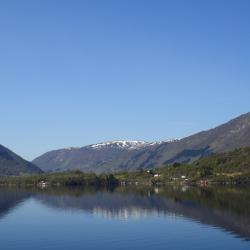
[
  {"xmin": 88, "ymin": 140, "xmax": 163, "ymax": 150},
  {"xmin": 32, "ymin": 139, "xmax": 172, "ymax": 173}
]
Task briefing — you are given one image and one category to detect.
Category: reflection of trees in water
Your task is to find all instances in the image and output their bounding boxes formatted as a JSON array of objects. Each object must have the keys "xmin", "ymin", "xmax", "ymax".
[{"xmin": 0, "ymin": 186, "xmax": 250, "ymax": 240}]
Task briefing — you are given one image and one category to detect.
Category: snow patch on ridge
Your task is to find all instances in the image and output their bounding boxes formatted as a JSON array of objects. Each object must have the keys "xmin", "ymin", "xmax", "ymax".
[
  {"xmin": 88, "ymin": 140, "xmax": 178, "ymax": 150},
  {"xmin": 62, "ymin": 139, "xmax": 179, "ymax": 151}
]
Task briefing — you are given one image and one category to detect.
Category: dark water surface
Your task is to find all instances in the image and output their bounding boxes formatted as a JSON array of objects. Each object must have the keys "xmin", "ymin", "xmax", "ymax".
[{"xmin": 0, "ymin": 185, "xmax": 250, "ymax": 250}]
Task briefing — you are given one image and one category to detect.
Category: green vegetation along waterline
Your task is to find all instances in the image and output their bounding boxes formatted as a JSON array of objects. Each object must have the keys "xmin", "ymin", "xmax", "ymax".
[{"xmin": 0, "ymin": 171, "xmax": 118, "ymax": 188}]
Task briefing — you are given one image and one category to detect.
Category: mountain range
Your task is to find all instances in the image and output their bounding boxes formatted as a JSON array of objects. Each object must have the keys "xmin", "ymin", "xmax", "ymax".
[
  {"xmin": 33, "ymin": 112, "xmax": 250, "ymax": 173},
  {"xmin": 0, "ymin": 112, "xmax": 249, "ymax": 175}
]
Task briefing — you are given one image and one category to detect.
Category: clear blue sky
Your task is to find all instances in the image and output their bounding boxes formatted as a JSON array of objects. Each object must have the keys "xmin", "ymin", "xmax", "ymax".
[{"xmin": 0, "ymin": 0, "xmax": 249, "ymax": 160}]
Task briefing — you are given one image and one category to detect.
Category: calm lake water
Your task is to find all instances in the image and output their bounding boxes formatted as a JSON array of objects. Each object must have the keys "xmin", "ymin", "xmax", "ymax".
[{"xmin": 0, "ymin": 185, "xmax": 250, "ymax": 250}]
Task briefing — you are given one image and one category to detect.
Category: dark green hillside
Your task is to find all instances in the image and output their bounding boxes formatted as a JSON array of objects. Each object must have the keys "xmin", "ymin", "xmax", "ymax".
[
  {"xmin": 116, "ymin": 147, "xmax": 250, "ymax": 184},
  {"xmin": 0, "ymin": 145, "xmax": 43, "ymax": 176},
  {"xmin": 163, "ymin": 147, "xmax": 250, "ymax": 181}
]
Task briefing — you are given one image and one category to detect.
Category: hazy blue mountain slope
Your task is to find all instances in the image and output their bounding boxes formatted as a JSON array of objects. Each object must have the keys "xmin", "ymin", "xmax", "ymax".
[{"xmin": 0, "ymin": 145, "xmax": 43, "ymax": 176}]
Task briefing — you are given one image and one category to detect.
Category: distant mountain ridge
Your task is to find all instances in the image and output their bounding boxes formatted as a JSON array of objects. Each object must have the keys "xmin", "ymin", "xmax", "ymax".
[
  {"xmin": 33, "ymin": 112, "xmax": 250, "ymax": 173},
  {"xmin": 0, "ymin": 145, "xmax": 43, "ymax": 176},
  {"xmin": 32, "ymin": 140, "xmax": 170, "ymax": 173}
]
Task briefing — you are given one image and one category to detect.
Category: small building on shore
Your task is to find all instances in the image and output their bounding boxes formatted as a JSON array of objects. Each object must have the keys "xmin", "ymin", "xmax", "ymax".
[{"xmin": 38, "ymin": 181, "xmax": 49, "ymax": 189}]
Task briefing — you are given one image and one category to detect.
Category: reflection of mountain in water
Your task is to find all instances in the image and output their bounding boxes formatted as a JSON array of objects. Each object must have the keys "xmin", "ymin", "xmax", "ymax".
[
  {"xmin": 0, "ymin": 189, "xmax": 30, "ymax": 219},
  {"xmin": 0, "ymin": 187, "xmax": 250, "ymax": 241},
  {"xmin": 34, "ymin": 188, "xmax": 250, "ymax": 241}
]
